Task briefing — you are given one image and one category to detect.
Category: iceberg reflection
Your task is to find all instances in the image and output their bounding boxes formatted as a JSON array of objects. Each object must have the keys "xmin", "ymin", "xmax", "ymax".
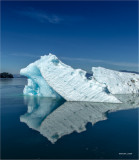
[
  {"xmin": 20, "ymin": 96, "xmax": 65, "ymax": 130},
  {"xmin": 20, "ymin": 94, "xmax": 139, "ymax": 143}
]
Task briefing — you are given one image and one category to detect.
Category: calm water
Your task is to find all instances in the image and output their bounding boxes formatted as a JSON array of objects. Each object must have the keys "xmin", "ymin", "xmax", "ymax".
[{"xmin": 0, "ymin": 78, "xmax": 138, "ymax": 159}]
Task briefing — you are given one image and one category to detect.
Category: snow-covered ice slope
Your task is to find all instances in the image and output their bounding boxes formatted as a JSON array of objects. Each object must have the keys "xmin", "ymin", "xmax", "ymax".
[
  {"xmin": 20, "ymin": 54, "xmax": 120, "ymax": 103},
  {"xmin": 38, "ymin": 54, "xmax": 121, "ymax": 103},
  {"xmin": 92, "ymin": 67, "xmax": 139, "ymax": 94}
]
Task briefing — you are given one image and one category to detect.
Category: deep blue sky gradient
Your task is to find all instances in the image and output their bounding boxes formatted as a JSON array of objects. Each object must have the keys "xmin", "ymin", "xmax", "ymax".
[{"xmin": 1, "ymin": 1, "xmax": 138, "ymax": 73}]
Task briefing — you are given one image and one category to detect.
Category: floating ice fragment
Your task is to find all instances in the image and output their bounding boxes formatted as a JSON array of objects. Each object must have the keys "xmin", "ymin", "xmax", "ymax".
[
  {"xmin": 92, "ymin": 67, "xmax": 139, "ymax": 94},
  {"xmin": 20, "ymin": 54, "xmax": 123, "ymax": 103}
]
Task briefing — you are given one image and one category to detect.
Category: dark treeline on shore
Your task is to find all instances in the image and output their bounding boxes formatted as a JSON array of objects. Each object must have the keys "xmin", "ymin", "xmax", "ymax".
[{"xmin": 0, "ymin": 72, "xmax": 13, "ymax": 78}]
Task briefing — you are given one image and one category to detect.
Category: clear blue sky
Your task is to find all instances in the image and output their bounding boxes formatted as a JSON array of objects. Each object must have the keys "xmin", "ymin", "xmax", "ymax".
[{"xmin": 1, "ymin": 1, "xmax": 138, "ymax": 74}]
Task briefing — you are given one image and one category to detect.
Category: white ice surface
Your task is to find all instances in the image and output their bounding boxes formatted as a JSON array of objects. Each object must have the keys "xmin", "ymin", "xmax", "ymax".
[
  {"xmin": 38, "ymin": 55, "xmax": 120, "ymax": 102},
  {"xmin": 92, "ymin": 67, "xmax": 139, "ymax": 94},
  {"xmin": 20, "ymin": 54, "xmax": 139, "ymax": 102}
]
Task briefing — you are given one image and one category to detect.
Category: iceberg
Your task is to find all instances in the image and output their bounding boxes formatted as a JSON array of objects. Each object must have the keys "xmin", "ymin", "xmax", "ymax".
[
  {"xmin": 20, "ymin": 54, "xmax": 120, "ymax": 103},
  {"xmin": 20, "ymin": 94, "xmax": 139, "ymax": 143},
  {"xmin": 20, "ymin": 54, "xmax": 139, "ymax": 103}
]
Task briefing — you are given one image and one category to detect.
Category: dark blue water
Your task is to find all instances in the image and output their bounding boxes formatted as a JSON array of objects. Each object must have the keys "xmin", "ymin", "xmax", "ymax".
[{"xmin": 0, "ymin": 78, "xmax": 138, "ymax": 159}]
